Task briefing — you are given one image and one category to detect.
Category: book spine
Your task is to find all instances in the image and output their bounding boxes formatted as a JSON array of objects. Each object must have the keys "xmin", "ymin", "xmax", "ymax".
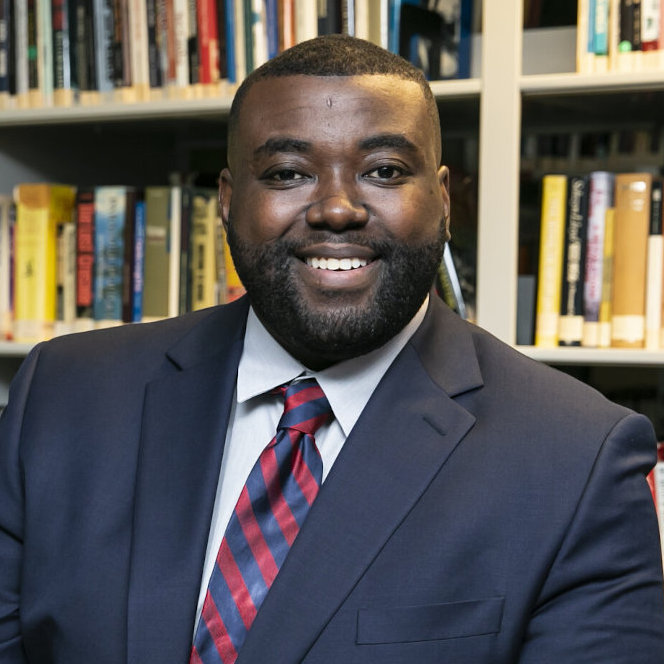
[
  {"xmin": 38, "ymin": 0, "xmax": 54, "ymax": 105},
  {"xmin": 0, "ymin": 195, "xmax": 14, "ymax": 339},
  {"xmin": 250, "ymin": 0, "xmax": 267, "ymax": 69},
  {"xmin": 55, "ymin": 220, "xmax": 77, "ymax": 335},
  {"xmin": 173, "ymin": 0, "xmax": 190, "ymax": 89},
  {"xmin": 0, "ymin": 1, "xmax": 11, "ymax": 101},
  {"xmin": 93, "ymin": 186, "xmax": 126, "ymax": 324},
  {"xmin": 186, "ymin": 0, "xmax": 198, "ymax": 84},
  {"xmin": 142, "ymin": 186, "xmax": 170, "ymax": 320},
  {"xmin": 645, "ymin": 178, "xmax": 663, "ymax": 349},
  {"xmin": 168, "ymin": 185, "xmax": 181, "ymax": 318},
  {"xmin": 233, "ymin": 0, "xmax": 246, "ymax": 80},
  {"xmin": 15, "ymin": 0, "xmax": 29, "ymax": 107},
  {"xmin": 93, "ymin": 0, "xmax": 115, "ymax": 95},
  {"xmin": 27, "ymin": 0, "xmax": 40, "ymax": 104},
  {"xmin": 559, "ymin": 175, "xmax": 589, "ymax": 347},
  {"xmin": 196, "ymin": 0, "xmax": 219, "ymax": 85},
  {"xmin": 582, "ymin": 171, "xmax": 614, "ymax": 347},
  {"xmin": 264, "ymin": 0, "xmax": 277, "ymax": 59},
  {"xmin": 146, "ymin": 0, "xmax": 162, "ymax": 89},
  {"xmin": 121, "ymin": 188, "xmax": 137, "ymax": 322},
  {"xmin": 640, "ymin": 0, "xmax": 660, "ymax": 49},
  {"xmin": 534, "ymin": 175, "xmax": 568, "ymax": 347},
  {"xmin": 129, "ymin": 0, "xmax": 150, "ymax": 99},
  {"xmin": 163, "ymin": 0, "xmax": 177, "ymax": 86},
  {"xmin": 278, "ymin": 0, "xmax": 295, "ymax": 52},
  {"xmin": 132, "ymin": 196, "xmax": 145, "ymax": 322},
  {"xmin": 178, "ymin": 185, "xmax": 190, "ymax": 315},
  {"xmin": 75, "ymin": 187, "xmax": 95, "ymax": 322},
  {"xmin": 611, "ymin": 172, "xmax": 652, "ymax": 348},
  {"xmin": 294, "ymin": 0, "xmax": 317, "ymax": 43},
  {"xmin": 598, "ymin": 206, "xmax": 615, "ymax": 348}
]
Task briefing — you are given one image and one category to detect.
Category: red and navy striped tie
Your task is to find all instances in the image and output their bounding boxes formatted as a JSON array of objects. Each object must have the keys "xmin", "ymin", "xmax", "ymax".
[{"xmin": 190, "ymin": 378, "xmax": 332, "ymax": 664}]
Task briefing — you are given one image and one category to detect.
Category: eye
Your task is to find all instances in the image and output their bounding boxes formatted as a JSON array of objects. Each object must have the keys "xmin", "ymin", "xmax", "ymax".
[
  {"xmin": 268, "ymin": 169, "xmax": 307, "ymax": 182},
  {"xmin": 364, "ymin": 165, "xmax": 407, "ymax": 181}
]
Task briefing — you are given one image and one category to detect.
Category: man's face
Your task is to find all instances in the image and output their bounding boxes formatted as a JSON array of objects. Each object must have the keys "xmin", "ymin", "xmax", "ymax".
[{"xmin": 221, "ymin": 74, "xmax": 450, "ymax": 369}]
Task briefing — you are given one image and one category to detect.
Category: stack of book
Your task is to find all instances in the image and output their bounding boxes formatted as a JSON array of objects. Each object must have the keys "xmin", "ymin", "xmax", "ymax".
[
  {"xmin": 0, "ymin": 0, "xmax": 474, "ymax": 110},
  {"xmin": 577, "ymin": 0, "xmax": 664, "ymax": 74},
  {"xmin": 533, "ymin": 171, "xmax": 664, "ymax": 350},
  {"xmin": 3, "ymin": 182, "xmax": 244, "ymax": 344}
]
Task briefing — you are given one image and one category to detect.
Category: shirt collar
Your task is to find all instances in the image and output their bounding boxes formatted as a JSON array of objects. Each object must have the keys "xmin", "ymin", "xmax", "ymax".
[{"xmin": 237, "ymin": 297, "xmax": 429, "ymax": 436}]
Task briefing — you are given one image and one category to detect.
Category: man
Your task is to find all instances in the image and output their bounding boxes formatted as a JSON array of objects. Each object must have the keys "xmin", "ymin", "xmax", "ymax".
[{"xmin": 0, "ymin": 35, "xmax": 663, "ymax": 664}]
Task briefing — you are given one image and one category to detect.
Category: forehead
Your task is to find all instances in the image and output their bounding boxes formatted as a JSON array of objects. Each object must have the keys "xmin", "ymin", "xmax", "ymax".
[{"xmin": 234, "ymin": 74, "xmax": 434, "ymax": 154}]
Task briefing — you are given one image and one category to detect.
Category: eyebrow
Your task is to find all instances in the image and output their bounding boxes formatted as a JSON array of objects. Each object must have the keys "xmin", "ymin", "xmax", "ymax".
[
  {"xmin": 358, "ymin": 134, "xmax": 419, "ymax": 153},
  {"xmin": 253, "ymin": 137, "xmax": 312, "ymax": 159}
]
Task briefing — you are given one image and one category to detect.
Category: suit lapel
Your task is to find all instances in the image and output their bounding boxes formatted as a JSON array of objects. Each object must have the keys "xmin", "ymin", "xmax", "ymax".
[
  {"xmin": 237, "ymin": 299, "xmax": 482, "ymax": 663},
  {"xmin": 126, "ymin": 301, "xmax": 248, "ymax": 664}
]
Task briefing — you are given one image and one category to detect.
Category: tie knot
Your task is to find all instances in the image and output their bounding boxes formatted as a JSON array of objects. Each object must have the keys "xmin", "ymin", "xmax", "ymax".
[{"xmin": 277, "ymin": 378, "xmax": 333, "ymax": 436}]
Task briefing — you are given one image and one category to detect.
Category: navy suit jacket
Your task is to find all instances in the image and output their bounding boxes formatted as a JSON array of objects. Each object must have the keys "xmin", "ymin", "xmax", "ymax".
[{"xmin": 1, "ymin": 295, "xmax": 663, "ymax": 663}]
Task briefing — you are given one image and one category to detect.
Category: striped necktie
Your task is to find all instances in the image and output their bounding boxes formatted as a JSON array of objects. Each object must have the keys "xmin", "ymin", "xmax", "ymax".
[{"xmin": 190, "ymin": 378, "xmax": 333, "ymax": 664}]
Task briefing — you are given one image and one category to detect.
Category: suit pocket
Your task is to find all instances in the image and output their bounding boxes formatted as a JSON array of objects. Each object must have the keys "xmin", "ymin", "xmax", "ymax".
[{"xmin": 356, "ymin": 597, "xmax": 504, "ymax": 645}]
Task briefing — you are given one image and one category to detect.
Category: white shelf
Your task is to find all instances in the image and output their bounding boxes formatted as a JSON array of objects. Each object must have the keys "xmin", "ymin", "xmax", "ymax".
[
  {"xmin": 0, "ymin": 94, "xmax": 235, "ymax": 126},
  {"xmin": 521, "ymin": 70, "xmax": 664, "ymax": 95},
  {"xmin": 517, "ymin": 346, "xmax": 664, "ymax": 367},
  {"xmin": 0, "ymin": 342, "xmax": 34, "ymax": 358},
  {"xmin": 429, "ymin": 78, "xmax": 481, "ymax": 98}
]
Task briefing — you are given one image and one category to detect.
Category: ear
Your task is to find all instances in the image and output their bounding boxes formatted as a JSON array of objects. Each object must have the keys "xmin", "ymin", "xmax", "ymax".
[
  {"xmin": 218, "ymin": 168, "xmax": 233, "ymax": 232},
  {"xmin": 438, "ymin": 165, "xmax": 451, "ymax": 242}
]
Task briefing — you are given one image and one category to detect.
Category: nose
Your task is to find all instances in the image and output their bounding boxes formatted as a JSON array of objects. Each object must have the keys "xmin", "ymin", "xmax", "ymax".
[{"xmin": 305, "ymin": 176, "xmax": 369, "ymax": 230}]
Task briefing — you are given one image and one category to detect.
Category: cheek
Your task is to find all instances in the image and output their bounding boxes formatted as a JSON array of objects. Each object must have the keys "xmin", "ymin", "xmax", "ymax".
[
  {"xmin": 373, "ymin": 188, "xmax": 444, "ymax": 242},
  {"xmin": 231, "ymin": 188, "xmax": 303, "ymax": 243}
]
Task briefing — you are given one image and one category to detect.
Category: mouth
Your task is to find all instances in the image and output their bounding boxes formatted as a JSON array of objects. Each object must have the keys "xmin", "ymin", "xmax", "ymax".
[{"xmin": 304, "ymin": 257, "xmax": 370, "ymax": 271}]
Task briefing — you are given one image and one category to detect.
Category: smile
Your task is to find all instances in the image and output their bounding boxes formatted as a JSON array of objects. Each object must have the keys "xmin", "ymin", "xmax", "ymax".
[{"xmin": 305, "ymin": 257, "xmax": 369, "ymax": 270}]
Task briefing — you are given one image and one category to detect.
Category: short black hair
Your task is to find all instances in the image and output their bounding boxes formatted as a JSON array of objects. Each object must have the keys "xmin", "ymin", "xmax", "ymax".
[{"xmin": 227, "ymin": 34, "xmax": 442, "ymax": 164}]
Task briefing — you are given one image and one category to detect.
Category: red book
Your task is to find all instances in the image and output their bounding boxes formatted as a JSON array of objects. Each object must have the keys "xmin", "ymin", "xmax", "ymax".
[{"xmin": 196, "ymin": 0, "xmax": 219, "ymax": 84}]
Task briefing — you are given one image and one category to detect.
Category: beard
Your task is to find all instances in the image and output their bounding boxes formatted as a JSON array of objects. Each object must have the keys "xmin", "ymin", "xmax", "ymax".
[{"xmin": 226, "ymin": 218, "xmax": 447, "ymax": 366}]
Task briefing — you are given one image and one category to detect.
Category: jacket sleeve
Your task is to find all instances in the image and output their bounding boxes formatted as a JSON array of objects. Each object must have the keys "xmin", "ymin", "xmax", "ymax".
[
  {"xmin": 0, "ymin": 346, "xmax": 41, "ymax": 664},
  {"xmin": 519, "ymin": 411, "xmax": 664, "ymax": 663}
]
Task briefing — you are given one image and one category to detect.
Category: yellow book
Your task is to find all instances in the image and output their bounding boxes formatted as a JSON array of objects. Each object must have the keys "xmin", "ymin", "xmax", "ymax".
[
  {"xmin": 189, "ymin": 189, "xmax": 219, "ymax": 311},
  {"xmin": 610, "ymin": 173, "xmax": 652, "ymax": 348},
  {"xmin": 13, "ymin": 183, "xmax": 76, "ymax": 343},
  {"xmin": 534, "ymin": 175, "xmax": 568, "ymax": 347}
]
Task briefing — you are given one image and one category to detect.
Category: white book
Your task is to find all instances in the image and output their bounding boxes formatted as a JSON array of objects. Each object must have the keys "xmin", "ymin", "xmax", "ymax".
[
  {"xmin": 168, "ymin": 185, "xmax": 182, "ymax": 318},
  {"xmin": 582, "ymin": 171, "xmax": 614, "ymax": 347}
]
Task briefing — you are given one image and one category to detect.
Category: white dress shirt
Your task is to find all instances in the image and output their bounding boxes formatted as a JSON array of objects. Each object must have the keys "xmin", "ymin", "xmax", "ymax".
[{"xmin": 194, "ymin": 297, "xmax": 428, "ymax": 628}]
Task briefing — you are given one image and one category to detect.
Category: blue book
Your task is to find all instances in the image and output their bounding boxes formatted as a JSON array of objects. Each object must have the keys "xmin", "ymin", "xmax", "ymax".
[
  {"xmin": 225, "ymin": 0, "xmax": 237, "ymax": 83},
  {"xmin": 265, "ymin": 0, "xmax": 278, "ymax": 60},
  {"xmin": 132, "ymin": 198, "xmax": 146, "ymax": 323},
  {"xmin": 93, "ymin": 186, "xmax": 127, "ymax": 323}
]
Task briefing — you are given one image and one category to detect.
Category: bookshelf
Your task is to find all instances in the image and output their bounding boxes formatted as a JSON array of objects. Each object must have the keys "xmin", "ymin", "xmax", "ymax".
[{"xmin": 1, "ymin": 0, "xmax": 664, "ymax": 419}]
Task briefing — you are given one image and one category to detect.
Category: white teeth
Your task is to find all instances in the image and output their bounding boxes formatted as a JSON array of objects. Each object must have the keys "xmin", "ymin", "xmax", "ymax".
[{"xmin": 306, "ymin": 257, "xmax": 369, "ymax": 271}]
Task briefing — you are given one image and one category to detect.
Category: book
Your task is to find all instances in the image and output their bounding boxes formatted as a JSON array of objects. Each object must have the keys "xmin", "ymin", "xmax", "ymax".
[
  {"xmin": 128, "ymin": 0, "xmax": 150, "ymax": 100},
  {"xmin": 582, "ymin": 171, "xmax": 614, "ymax": 347},
  {"xmin": 559, "ymin": 175, "xmax": 589, "ymax": 346},
  {"xmin": 120, "ymin": 188, "xmax": 139, "ymax": 323},
  {"xmin": 12, "ymin": 183, "xmax": 76, "ymax": 343},
  {"xmin": 398, "ymin": 0, "xmax": 473, "ymax": 80},
  {"xmin": 0, "ymin": 195, "xmax": 14, "ymax": 339},
  {"xmin": 74, "ymin": 0, "xmax": 99, "ymax": 104},
  {"xmin": 188, "ymin": 187, "xmax": 219, "ymax": 311},
  {"xmin": 92, "ymin": 0, "xmax": 115, "ymax": 99},
  {"xmin": 0, "ymin": 0, "xmax": 12, "ymax": 106},
  {"xmin": 132, "ymin": 196, "xmax": 146, "ymax": 322},
  {"xmin": 142, "ymin": 185, "xmax": 171, "ymax": 320},
  {"xmin": 75, "ymin": 186, "xmax": 95, "ymax": 329},
  {"xmin": 610, "ymin": 171, "xmax": 652, "ymax": 348},
  {"xmin": 197, "ymin": 0, "xmax": 220, "ymax": 89},
  {"xmin": 598, "ymin": 206, "xmax": 615, "ymax": 348},
  {"xmin": 534, "ymin": 174, "xmax": 568, "ymax": 348},
  {"xmin": 93, "ymin": 186, "xmax": 134, "ymax": 326},
  {"xmin": 645, "ymin": 178, "xmax": 663, "ymax": 349},
  {"xmin": 55, "ymin": 220, "xmax": 77, "ymax": 335},
  {"xmin": 14, "ymin": 0, "xmax": 30, "ymax": 108}
]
